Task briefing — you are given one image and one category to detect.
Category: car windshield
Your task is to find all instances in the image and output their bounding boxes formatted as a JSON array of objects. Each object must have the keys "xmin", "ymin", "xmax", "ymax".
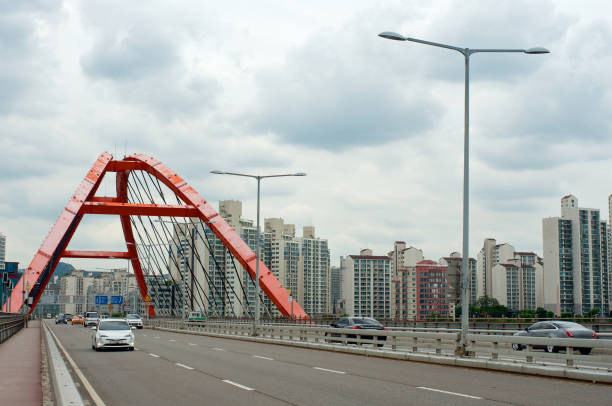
[
  {"xmin": 553, "ymin": 321, "xmax": 586, "ymax": 329},
  {"xmin": 127, "ymin": 314, "xmax": 140, "ymax": 319},
  {"xmin": 352, "ymin": 318, "xmax": 381, "ymax": 326},
  {"xmin": 99, "ymin": 321, "xmax": 130, "ymax": 331},
  {"xmin": 87, "ymin": 313, "xmax": 99, "ymax": 318}
]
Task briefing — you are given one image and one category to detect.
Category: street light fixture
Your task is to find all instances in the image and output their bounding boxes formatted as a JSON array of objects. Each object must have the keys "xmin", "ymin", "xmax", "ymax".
[
  {"xmin": 210, "ymin": 170, "xmax": 306, "ymax": 334},
  {"xmin": 379, "ymin": 31, "xmax": 549, "ymax": 355}
]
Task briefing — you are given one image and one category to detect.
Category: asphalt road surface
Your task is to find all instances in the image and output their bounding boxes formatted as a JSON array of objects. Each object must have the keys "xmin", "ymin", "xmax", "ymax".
[{"xmin": 49, "ymin": 323, "xmax": 611, "ymax": 406}]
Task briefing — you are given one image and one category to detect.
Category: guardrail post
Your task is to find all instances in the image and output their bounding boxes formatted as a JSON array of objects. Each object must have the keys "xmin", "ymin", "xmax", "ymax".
[
  {"xmin": 491, "ymin": 341, "xmax": 498, "ymax": 360},
  {"xmin": 435, "ymin": 338, "xmax": 441, "ymax": 355},
  {"xmin": 412, "ymin": 337, "xmax": 418, "ymax": 352},
  {"xmin": 392, "ymin": 335, "xmax": 397, "ymax": 351}
]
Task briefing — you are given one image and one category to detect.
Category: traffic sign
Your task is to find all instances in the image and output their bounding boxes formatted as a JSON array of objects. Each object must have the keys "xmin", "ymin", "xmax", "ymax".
[
  {"xmin": 95, "ymin": 295, "xmax": 108, "ymax": 305},
  {"xmin": 109, "ymin": 304, "xmax": 114, "ymax": 309},
  {"xmin": 144, "ymin": 295, "xmax": 152, "ymax": 303},
  {"xmin": 111, "ymin": 295, "xmax": 123, "ymax": 305}
]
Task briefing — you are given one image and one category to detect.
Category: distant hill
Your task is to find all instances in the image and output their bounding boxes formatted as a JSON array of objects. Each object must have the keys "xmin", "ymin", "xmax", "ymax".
[{"xmin": 53, "ymin": 262, "xmax": 76, "ymax": 279}]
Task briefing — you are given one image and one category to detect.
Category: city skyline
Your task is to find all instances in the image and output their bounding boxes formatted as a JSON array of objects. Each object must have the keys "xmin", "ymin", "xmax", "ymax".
[{"xmin": 2, "ymin": 1, "xmax": 612, "ymax": 270}]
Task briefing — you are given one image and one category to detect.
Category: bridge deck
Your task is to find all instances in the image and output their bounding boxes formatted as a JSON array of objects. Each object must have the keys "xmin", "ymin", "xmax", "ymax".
[{"xmin": 44, "ymin": 321, "xmax": 612, "ymax": 405}]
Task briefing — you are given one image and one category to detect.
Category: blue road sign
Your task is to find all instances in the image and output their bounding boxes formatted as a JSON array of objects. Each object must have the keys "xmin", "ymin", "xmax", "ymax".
[
  {"xmin": 111, "ymin": 295, "xmax": 123, "ymax": 305},
  {"xmin": 95, "ymin": 295, "xmax": 108, "ymax": 305}
]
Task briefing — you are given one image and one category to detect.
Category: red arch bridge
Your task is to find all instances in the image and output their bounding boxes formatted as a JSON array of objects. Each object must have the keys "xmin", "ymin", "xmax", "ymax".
[{"xmin": 1, "ymin": 153, "xmax": 308, "ymax": 320}]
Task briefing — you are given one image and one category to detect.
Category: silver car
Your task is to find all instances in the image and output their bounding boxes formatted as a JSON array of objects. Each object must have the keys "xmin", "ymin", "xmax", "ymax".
[
  {"xmin": 512, "ymin": 321, "xmax": 597, "ymax": 354},
  {"xmin": 91, "ymin": 319, "xmax": 135, "ymax": 351}
]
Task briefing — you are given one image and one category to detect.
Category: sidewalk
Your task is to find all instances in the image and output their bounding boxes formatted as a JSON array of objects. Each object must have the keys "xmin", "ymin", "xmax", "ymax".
[{"xmin": 0, "ymin": 319, "xmax": 42, "ymax": 405}]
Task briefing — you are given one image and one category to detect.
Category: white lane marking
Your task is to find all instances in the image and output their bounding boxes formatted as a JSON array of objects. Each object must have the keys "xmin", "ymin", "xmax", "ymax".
[
  {"xmin": 45, "ymin": 323, "xmax": 106, "ymax": 406},
  {"xmin": 214, "ymin": 347, "xmax": 225, "ymax": 351},
  {"xmin": 169, "ymin": 339, "xmax": 176, "ymax": 342},
  {"xmin": 153, "ymin": 336, "xmax": 160, "ymax": 339},
  {"xmin": 222, "ymin": 380, "xmax": 254, "ymax": 391},
  {"xmin": 176, "ymin": 363, "xmax": 194, "ymax": 370},
  {"xmin": 188, "ymin": 343, "xmax": 198, "ymax": 346},
  {"xmin": 149, "ymin": 353, "xmax": 160, "ymax": 358},
  {"xmin": 253, "ymin": 355, "xmax": 274, "ymax": 361},
  {"xmin": 417, "ymin": 387, "xmax": 482, "ymax": 400},
  {"xmin": 135, "ymin": 348, "xmax": 140, "ymax": 351},
  {"xmin": 142, "ymin": 334, "xmax": 147, "ymax": 336},
  {"xmin": 313, "ymin": 367, "xmax": 345, "ymax": 374}
]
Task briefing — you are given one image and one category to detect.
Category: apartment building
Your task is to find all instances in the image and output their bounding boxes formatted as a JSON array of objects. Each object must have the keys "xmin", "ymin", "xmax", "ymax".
[
  {"xmin": 389, "ymin": 242, "xmax": 423, "ymax": 320},
  {"xmin": 439, "ymin": 252, "xmax": 477, "ymax": 312},
  {"xmin": 416, "ymin": 260, "xmax": 449, "ymax": 320},
  {"xmin": 0, "ymin": 232, "xmax": 5, "ymax": 271},
  {"xmin": 543, "ymin": 195, "xmax": 611, "ymax": 315},
  {"xmin": 169, "ymin": 201, "xmax": 331, "ymax": 318},
  {"xmin": 342, "ymin": 249, "xmax": 391, "ymax": 319},
  {"xmin": 491, "ymin": 261, "xmax": 537, "ymax": 311}
]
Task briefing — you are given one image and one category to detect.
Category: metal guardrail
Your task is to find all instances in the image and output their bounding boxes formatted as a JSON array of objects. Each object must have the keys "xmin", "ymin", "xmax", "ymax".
[
  {"xmin": 145, "ymin": 319, "xmax": 612, "ymax": 371},
  {"xmin": 0, "ymin": 313, "xmax": 29, "ymax": 344}
]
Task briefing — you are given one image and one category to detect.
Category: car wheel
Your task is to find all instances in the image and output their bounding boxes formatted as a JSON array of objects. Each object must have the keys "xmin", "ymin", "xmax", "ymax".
[
  {"xmin": 129, "ymin": 347, "xmax": 135, "ymax": 351},
  {"xmin": 512, "ymin": 343, "xmax": 522, "ymax": 351},
  {"xmin": 91, "ymin": 344, "xmax": 95, "ymax": 350},
  {"xmin": 578, "ymin": 348, "xmax": 591, "ymax": 355}
]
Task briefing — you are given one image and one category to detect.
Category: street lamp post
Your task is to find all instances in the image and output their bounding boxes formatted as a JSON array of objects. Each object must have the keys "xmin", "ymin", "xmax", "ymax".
[
  {"xmin": 211, "ymin": 170, "xmax": 306, "ymax": 334},
  {"xmin": 379, "ymin": 31, "xmax": 549, "ymax": 355}
]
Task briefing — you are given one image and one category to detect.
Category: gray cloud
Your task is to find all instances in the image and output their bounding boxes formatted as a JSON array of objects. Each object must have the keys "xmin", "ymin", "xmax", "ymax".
[{"xmin": 247, "ymin": 27, "xmax": 442, "ymax": 150}]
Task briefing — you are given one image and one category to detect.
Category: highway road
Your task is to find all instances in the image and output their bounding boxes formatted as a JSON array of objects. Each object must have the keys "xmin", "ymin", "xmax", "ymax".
[{"xmin": 49, "ymin": 322, "xmax": 611, "ymax": 405}]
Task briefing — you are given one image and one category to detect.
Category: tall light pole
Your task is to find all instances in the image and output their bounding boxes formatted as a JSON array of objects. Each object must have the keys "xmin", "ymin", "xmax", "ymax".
[
  {"xmin": 379, "ymin": 31, "xmax": 549, "ymax": 355},
  {"xmin": 211, "ymin": 170, "xmax": 306, "ymax": 334}
]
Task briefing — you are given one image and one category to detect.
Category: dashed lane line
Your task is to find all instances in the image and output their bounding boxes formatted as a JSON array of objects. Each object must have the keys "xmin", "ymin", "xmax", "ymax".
[
  {"xmin": 149, "ymin": 353, "xmax": 160, "ymax": 358},
  {"xmin": 313, "ymin": 367, "xmax": 345, "ymax": 374},
  {"xmin": 214, "ymin": 347, "xmax": 225, "ymax": 351},
  {"xmin": 253, "ymin": 355, "xmax": 274, "ymax": 361},
  {"xmin": 417, "ymin": 386, "xmax": 483, "ymax": 400},
  {"xmin": 222, "ymin": 380, "xmax": 254, "ymax": 391},
  {"xmin": 176, "ymin": 363, "xmax": 194, "ymax": 370},
  {"xmin": 188, "ymin": 343, "xmax": 198, "ymax": 346}
]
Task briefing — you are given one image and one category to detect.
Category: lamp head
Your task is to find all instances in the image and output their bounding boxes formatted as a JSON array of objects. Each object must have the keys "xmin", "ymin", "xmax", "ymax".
[
  {"xmin": 294, "ymin": 172, "xmax": 307, "ymax": 176},
  {"xmin": 524, "ymin": 47, "xmax": 550, "ymax": 54},
  {"xmin": 210, "ymin": 170, "xmax": 225, "ymax": 174},
  {"xmin": 378, "ymin": 31, "xmax": 407, "ymax": 41}
]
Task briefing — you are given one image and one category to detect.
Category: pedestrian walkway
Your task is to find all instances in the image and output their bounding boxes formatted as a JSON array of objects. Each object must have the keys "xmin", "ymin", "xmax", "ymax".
[{"xmin": 0, "ymin": 319, "xmax": 42, "ymax": 405}]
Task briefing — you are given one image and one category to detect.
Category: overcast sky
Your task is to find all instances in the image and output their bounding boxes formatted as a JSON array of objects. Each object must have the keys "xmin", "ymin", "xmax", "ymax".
[{"xmin": 1, "ymin": 0, "xmax": 611, "ymax": 270}]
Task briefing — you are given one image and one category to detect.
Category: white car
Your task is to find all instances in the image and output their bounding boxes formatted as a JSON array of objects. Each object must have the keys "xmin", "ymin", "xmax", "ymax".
[
  {"xmin": 91, "ymin": 319, "xmax": 135, "ymax": 351},
  {"xmin": 126, "ymin": 314, "xmax": 143, "ymax": 329}
]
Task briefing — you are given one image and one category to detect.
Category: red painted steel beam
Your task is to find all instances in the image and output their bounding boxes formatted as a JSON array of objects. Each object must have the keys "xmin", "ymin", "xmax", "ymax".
[
  {"xmin": 62, "ymin": 250, "xmax": 134, "ymax": 259},
  {"xmin": 3, "ymin": 152, "xmax": 113, "ymax": 313},
  {"xmin": 116, "ymin": 170, "xmax": 156, "ymax": 317},
  {"xmin": 106, "ymin": 160, "xmax": 148, "ymax": 172},
  {"xmin": 80, "ymin": 202, "xmax": 199, "ymax": 217}
]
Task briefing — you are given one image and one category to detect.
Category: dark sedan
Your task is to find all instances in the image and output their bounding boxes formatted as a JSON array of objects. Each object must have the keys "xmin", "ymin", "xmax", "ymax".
[
  {"xmin": 326, "ymin": 317, "xmax": 387, "ymax": 347},
  {"xmin": 512, "ymin": 321, "xmax": 597, "ymax": 355}
]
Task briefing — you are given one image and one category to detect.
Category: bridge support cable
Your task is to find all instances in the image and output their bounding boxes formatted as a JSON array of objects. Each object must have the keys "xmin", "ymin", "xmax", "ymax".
[
  {"xmin": 128, "ymin": 170, "xmax": 233, "ymax": 318},
  {"xmin": 126, "ymin": 179, "xmax": 212, "ymax": 318},
  {"xmin": 141, "ymin": 170, "xmax": 246, "ymax": 318},
  {"xmin": 133, "ymin": 171, "xmax": 234, "ymax": 317}
]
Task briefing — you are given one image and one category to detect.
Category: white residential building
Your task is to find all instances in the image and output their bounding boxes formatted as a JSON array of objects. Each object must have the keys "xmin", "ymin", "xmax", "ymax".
[
  {"xmin": 543, "ymin": 195, "xmax": 610, "ymax": 315},
  {"xmin": 342, "ymin": 249, "xmax": 391, "ymax": 319},
  {"xmin": 0, "ymin": 232, "xmax": 5, "ymax": 271}
]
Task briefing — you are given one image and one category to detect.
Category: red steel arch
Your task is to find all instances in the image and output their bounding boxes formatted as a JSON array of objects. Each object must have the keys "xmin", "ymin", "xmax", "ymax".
[{"xmin": 2, "ymin": 153, "xmax": 309, "ymax": 320}]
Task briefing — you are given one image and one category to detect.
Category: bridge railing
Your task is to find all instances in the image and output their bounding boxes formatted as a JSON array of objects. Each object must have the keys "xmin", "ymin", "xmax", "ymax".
[
  {"xmin": 0, "ymin": 313, "xmax": 29, "ymax": 344},
  {"xmin": 145, "ymin": 319, "xmax": 612, "ymax": 370}
]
